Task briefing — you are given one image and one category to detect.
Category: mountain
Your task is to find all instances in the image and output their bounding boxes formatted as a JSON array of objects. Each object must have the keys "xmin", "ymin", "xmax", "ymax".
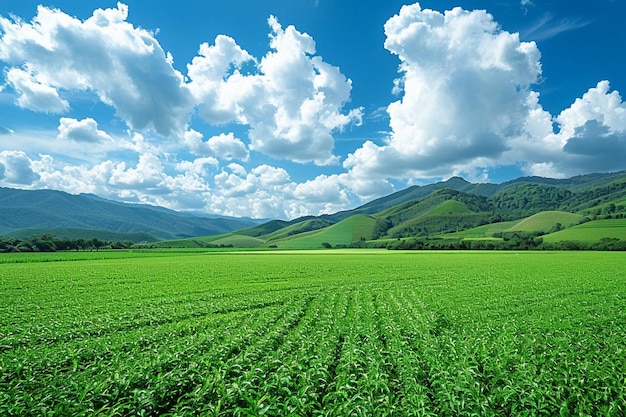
[
  {"xmin": 152, "ymin": 170, "xmax": 626, "ymax": 249},
  {"xmin": 4, "ymin": 170, "xmax": 626, "ymax": 248},
  {"xmin": 322, "ymin": 171, "xmax": 626, "ymax": 222},
  {"xmin": 0, "ymin": 188, "xmax": 262, "ymax": 241}
]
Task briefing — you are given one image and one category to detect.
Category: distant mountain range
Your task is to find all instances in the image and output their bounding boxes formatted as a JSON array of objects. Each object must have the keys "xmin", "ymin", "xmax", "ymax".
[
  {"xmin": 148, "ymin": 170, "xmax": 626, "ymax": 249},
  {"xmin": 2, "ymin": 170, "xmax": 626, "ymax": 246},
  {"xmin": 0, "ymin": 188, "xmax": 263, "ymax": 241}
]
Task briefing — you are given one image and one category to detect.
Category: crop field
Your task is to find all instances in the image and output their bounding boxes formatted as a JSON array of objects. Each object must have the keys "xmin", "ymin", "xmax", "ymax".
[{"xmin": 1, "ymin": 250, "xmax": 625, "ymax": 416}]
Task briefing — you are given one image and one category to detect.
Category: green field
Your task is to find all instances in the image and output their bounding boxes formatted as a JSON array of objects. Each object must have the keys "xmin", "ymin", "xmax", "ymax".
[
  {"xmin": 1, "ymin": 250, "xmax": 625, "ymax": 415},
  {"xmin": 542, "ymin": 218, "xmax": 626, "ymax": 242}
]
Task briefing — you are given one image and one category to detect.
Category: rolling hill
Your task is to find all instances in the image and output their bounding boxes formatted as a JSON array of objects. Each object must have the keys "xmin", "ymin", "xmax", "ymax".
[
  {"xmin": 216, "ymin": 170, "xmax": 626, "ymax": 249},
  {"xmin": 542, "ymin": 219, "xmax": 626, "ymax": 243},
  {"xmin": 272, "ymin": 214, "xmax": 377, "ymax": 249},
  {"xmin": 3, "ymin": 170, "xmax": 626, "ymax": 249}
]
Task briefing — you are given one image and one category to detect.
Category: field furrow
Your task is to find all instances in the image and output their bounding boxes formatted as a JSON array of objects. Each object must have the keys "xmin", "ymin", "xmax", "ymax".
[{"xmin": 0, "ymin": 250, "xmax": 624, "ymax": 416}]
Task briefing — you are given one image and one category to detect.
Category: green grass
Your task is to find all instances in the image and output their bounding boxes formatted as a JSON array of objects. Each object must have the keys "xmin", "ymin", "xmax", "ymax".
[
  {"xmin": 542, "ymin": 218, "xmax": 626, "ymax": 242},
  {"xmin": 275, "ymin": 214, "xmax": 376, "ymax": 248},
  {"xmin": 1, "ymin": 250, "xmax": 625, "ymax": 416},
  {"xmin": 426, "ymin": 199, "xmax": 473, "ymax": 216},
  {"xmin": 438, "ymin": 221, "xmax": 518, "ymax": 239},
  {"xmin": 262, "ymin": 218, "xmax": 334, "ymax": 242},
  {"xmin": 151, "ymin": 232, "xmax": 264, "ymax": 248},
  {"xmin": 507, "ymin": 211, "xmax": 583, "ymax": 232},
  {"xmin": 209, "ymin": 234, "xmax": 265, "ymax": 247}
]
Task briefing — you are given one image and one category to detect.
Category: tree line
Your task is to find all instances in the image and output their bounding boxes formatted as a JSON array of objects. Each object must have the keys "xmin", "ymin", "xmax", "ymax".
[
  {"xmin": 0, "ymin": 234, "xmax": 134, "ymax": 253},
  {"xmin": 380, "ymin": 233, "xmax": 626, "ymax": 251}
]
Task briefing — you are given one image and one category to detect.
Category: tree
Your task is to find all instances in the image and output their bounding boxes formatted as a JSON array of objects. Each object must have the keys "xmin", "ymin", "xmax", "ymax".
[{"xmin": 91, "ymin": 238, "xmax": 105, "ymax": 251}]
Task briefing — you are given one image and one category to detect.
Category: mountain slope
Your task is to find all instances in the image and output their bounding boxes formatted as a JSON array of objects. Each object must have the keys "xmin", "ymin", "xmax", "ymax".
[
  {"xmin": 0, "ymin": 188, "xmax": 261, "ymax": 240},
  {"xmin": 320, "ymin": 170, "xmax": 626, "ymax": 224},
  {"xmin": 264, "ymin": 171, "xmax": 626, "ymax": 248},
  {"xmin": 272, "ymin": 214, "xmax": 376, "ymax": 249}
]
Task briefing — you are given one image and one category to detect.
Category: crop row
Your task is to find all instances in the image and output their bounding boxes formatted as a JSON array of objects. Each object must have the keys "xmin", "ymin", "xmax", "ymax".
[{"xmin": 1, "ymin": 251, "xmax": 625, "ymax": 415}]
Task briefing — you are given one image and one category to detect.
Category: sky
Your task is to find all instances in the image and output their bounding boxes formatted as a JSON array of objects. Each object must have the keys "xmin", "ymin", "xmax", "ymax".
[{"xmin": 1, "ymin": 1, "xmax": 625, "ymax": 220}]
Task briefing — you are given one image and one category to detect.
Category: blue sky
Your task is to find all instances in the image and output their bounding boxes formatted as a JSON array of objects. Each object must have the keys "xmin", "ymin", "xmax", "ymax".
[{"xmin": 1, "ymin": 1, "xmax": 625, "ymax": 219}]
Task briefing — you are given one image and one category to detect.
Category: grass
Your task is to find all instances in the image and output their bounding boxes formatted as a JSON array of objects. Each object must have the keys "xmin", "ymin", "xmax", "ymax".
[
  {"xmin": 1, "ymin": 250, "xmax": 625, "ymax": 415},
  {"xmin": 426, "ymin": 199, "xmax": 473, "ymax": 216},
  {"xmin": 150, "ymin": 233, "xmax": 265, "ymax": 248},
  {"xmin": 506, "ymin": 211, "xmax": 583, "ymax": 232},
  {"xmin": 542, "ymin": 218, "xmax": 626, "ymax": 242},
  {"xmin": 274, "ymin": 214, "xmax": 376, "ymax": 248},
  {"xmin": 438, "ymin": 221, "xmax": 517, "ymax": 239}
]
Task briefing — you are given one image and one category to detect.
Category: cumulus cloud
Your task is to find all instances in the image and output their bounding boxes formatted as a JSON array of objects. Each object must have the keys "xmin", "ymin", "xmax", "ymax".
[
  {"xmin": 519, "ymin": 81, "xmax": 626, "ymax": 176},
  {"xmin": 184, "ymin": 130, "xmax": 249, "ymax": 161},
  {"xmin": 5, "ymin": 68, "xmax": 70, "ymax": 113},
  {"xmin": 57, "ymin": 117, "xmax": 113, "ymax": 143},
  {"xmin": 187, "ymin": 15, "xmax": 362, "ymax": 165},
  {"xmin": 176, "ymin": 157, "xmax": 219, "ymax": 177},
  {"xmin": 209, "ymin": 163, "xmax": 354, "ymax": 218},
  {"xmin": 109, "ymin": 153, "xmax": 167, "ymax": 190},
  {"xmin": 0, "ymin": 3, "xmax": 193, "ymax": 136},
  {"xmin": 344, "ymin": 3, "xmax": 543, "ymax": 189},
  {"xmin": 187, "ymin": 35, "xmax": 256, "ymax": 124},
  {"xmin": 0, "ymin": 150, "xmax": 39, "ymax": 185},
  {"xmin": 0, "ymin": 127, "xmax": 13, "ymax": 135}
]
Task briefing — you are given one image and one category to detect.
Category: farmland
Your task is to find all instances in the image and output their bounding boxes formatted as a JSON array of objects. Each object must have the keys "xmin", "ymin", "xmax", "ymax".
[{"xmin": 1, "ymin": 250, "xmax": 625, "ymax": 415}]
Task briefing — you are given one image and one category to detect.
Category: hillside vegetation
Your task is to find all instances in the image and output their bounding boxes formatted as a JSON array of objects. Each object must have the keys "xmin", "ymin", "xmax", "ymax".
[
  {"xmin": 3, "ymin": 171, "xmax": 626, "ymax": 251},
  {"xmin": 206, "ymin": 171, "xmax": 626, "ymax": 250}
]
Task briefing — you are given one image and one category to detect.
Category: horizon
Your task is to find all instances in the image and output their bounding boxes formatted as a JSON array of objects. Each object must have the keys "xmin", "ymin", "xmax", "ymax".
[{"xmin": 1, "ymin": 1, "xmax": 625, "ymax": 220}]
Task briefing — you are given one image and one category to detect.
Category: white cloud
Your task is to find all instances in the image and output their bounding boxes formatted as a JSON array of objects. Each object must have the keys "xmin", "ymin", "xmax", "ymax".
[
  {"xmin": 209, "ymin": 163, "xmax": 355, "ymax": 218},
  {"xmin": 529, "ymin": 81, "xmax": 626, "ymax": 176},
  {"xmin": 0, "ymin": 150, "xmax": 39, "ymax": 185},
  {"xmin": 176, "ymin": 157, "xmax": 219, "ymax": 177},
  {"xmin": 109, "ymin": 153, "xmax": 167, "ymax": 190},
  {"xmin": 522, "ymin": 14, "xmax": 591, "ymax": 42},
  {"xmin": 251, "ymin": 164, "xmax": 291, "ymax": 187},
  {"xmin": 345, "ymin": 3, "xmax": 545, "ymax": 185},
  {"xmin": 556, "ymin": 81, "xmax": 626, "ymax": 138},
  {"xmin": 184, "ymin": 130, "xmax": 249, "ymax": 161},
  {"xmin": 57, "ymin": 117, "xmax": 113, "ymax": 143},
  {"xmin": 6, "ymin": 67, "xmax": 69, "ymax": 113},
  {"xmin": 187, "ymin": 15, "xmax": 362, "ymax": 165},
  {"xmin": 187, "ymin": 35, "xmax": 256, "ymax": 124},
  {"xmin": 0, "ymin": 3, "xmax": 193, "ymax": 137}
]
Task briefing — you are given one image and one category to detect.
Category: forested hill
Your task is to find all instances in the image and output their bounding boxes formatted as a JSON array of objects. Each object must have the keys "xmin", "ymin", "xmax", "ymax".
[
  {"xmin": 0, "ymin": 188, "xmax": 261, "ymax": 241},
  {"xmin": 322, "ymin": 170, "xmax": 626, "ymax": 222},
  {"xmin": 2, "ymin": 170, "xmax": 625, "ymax": 246}
]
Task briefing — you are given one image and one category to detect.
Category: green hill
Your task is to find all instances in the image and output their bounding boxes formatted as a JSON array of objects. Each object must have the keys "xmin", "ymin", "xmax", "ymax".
[
  {"xmin": 237, "ymin": 220, "xmax": 290, "ymax": 237},
  {"xmin": 262, "ymin": 218, "xmax": 335, "ymax": 242},
  {"xmin": 151, "ymin": 232, "xmax": 265, "ymax": 248},
  {"xmin": 437, "ymin": 211, "xmax": 583, "ymax": 240},
  {"xmin": 542, "ymin": 219, "xmax": 626, "ymax": 242},
  {"xmin": 378, "ymin": 191, "xmax": 494, "ymax": 239},
  {"xmin": 438, "ymin": 221, "xmax": 518, "ymax": 239},
  {"xmin": 274, "ymin": 215, "xmax": 376, "ymax": 249},
  {"xmin": 507, "ymin": 211, "xmax": 583, "ymax": 233},
  {"xmin": 153, "ymin": 171, "xmax": 626, "ymax": 249}
]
